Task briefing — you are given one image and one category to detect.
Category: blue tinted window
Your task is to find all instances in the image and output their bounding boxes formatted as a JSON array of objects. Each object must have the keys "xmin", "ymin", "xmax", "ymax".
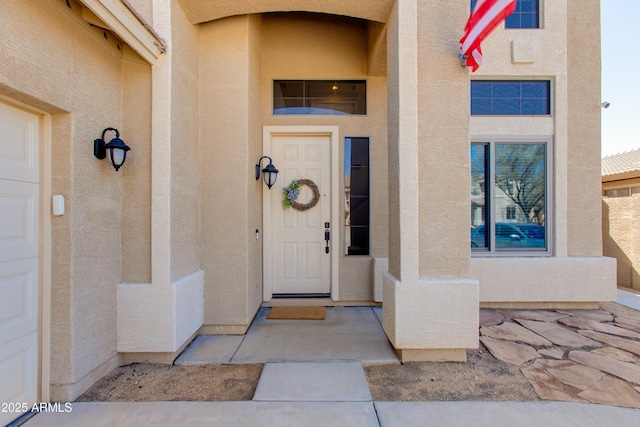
[
  {"xmin": 471, "ymin": 81, "xmax": 550, "ymax": 115},
  {"xmin": 506, "ymin": 0, "xmax": 539, "ymax": 29},
  {"xmin": 470, "ymin": 0, "xmax": 539, "ymax": 29}
]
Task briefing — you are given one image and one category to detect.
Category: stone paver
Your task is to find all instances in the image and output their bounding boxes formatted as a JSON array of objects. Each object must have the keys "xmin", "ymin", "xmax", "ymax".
[
  {"xmin": 591, "ymin": 346, "xmax": 636, "ymax": 363},
  {"xmin": 569, "ymin": 350, "xmax": 640, "ymax": 386},
  {"xmin": 521, "ymin": 358, "xmax": 640, "ymax": 408},
  {"xmin": 578, "ymin": 330, "xmax": 640, "ymax": 356},
  {"xmin": 559, "ymin": 317, "xmax": 640, "ymax": 340},
  {"xmin": 557, "ymin": 309, "xmax": 613, "ymax": 323},
  {"xmin": 538, "ymin": 348, "xmax": 564, "ymax": 359},
  {"xmin": 479, "ymin": 309, "xmax": 504, "ymax": 327},
  {"xmin": 615, "ymin": 315, "xmax": 640, "ymax": 333},
  {"xmin": 480, "ymin": 322, "xmax": 552, "ymax": 346},
  {"xmin": 514, "ymin": 319, "xmax": 602, "ymax": 347},
  {"xmin": 500, "ymin": 310, "xmax": 569, "ymax": 322},
  {"xmin": 521, "ymin": 361, "xmax": 587, "ymax": 403},
  {"xmin": 578, "ymin": 375, "xmax": 640, "ymax": 409},
  {"xmin": 479, "ymin": 336, "xmax": 540, "ymax": 366},
  {"xmin": 545, "ymin": 363, "xmax": 603, "ymax": 390}
]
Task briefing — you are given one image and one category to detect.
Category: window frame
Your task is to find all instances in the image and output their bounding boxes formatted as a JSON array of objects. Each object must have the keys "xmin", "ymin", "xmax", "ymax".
[
  {"xmin": 471, "ymin": 136, "xmax": 553, "ymax": 257},
  {"xmin": 344, "ymin": 136, "xmax": 371, "ymax": 256},
  {"xmin": 272, "ymin": 80, "xmax": 368, "ymax": 116},
  {"xmin": 471, "ymin": 79, "xmax": 552, "ymax": 117},
  {"xmin": 470, "ymin": 0, "xmax": 542, "ymax": 29},
  {"xmin": 505, "ymin": 0, "xmax": 541, "ymax": 29}
]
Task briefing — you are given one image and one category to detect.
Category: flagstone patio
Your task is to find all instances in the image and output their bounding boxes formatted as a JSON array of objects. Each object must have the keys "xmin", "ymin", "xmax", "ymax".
[{"xmin": 479, "ymin": 304, "xmax": 640, "ymax": 408}]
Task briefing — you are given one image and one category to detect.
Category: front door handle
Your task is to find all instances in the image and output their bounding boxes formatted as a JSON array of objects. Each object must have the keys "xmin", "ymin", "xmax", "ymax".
[{"xmin": 324, "ymin": 228, "xmax": 330, "ymax": 254}]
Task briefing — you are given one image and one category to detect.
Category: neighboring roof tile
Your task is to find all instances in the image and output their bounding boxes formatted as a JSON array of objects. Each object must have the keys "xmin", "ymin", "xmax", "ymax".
[{"xmin": 602, "ymin": 148, "xmax": 640, "ymax": 176}]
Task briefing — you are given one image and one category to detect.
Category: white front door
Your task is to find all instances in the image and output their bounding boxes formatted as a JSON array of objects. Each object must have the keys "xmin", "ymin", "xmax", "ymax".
[
  {"xmin": 0, "ymin": 102, "xmax": 40, "ymax": 425},
  {"xmin": 264, "ymin": 130, "xmax": 334, "ymax": 297}
]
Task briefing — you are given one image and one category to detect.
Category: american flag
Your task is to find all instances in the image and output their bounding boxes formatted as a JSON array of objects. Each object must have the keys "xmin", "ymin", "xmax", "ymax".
[{"xmin": 460, "ymin": 0, "xmax": 516, "ymax": 72}]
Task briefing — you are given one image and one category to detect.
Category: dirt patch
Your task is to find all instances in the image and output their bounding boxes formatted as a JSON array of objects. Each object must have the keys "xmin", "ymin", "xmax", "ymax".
[
  {"xmin": 75, "ymin": 302, "xmax": 639, "ymax": 404},
  {"xmin": 79, "ymin": 352, "xmax": 536, "ymax": 403},
  {"xmin": 365, "ymin": 347, "xmax": 539, "ymax": 402},
  {"xmin": 76, "ymin": 364, "xmax": 263, "ymax": 402}
]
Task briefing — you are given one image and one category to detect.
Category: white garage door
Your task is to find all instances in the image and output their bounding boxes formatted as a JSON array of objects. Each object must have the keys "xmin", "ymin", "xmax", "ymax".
[{"xmin": 0, "ymin": 102, "xmax": 40, "ymax": 425}]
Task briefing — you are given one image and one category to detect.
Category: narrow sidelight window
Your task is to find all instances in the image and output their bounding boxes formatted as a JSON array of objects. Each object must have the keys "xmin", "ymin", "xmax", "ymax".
[{"xmin": 345, "ymin": 137, "xmax": 370, "ymax": 255}]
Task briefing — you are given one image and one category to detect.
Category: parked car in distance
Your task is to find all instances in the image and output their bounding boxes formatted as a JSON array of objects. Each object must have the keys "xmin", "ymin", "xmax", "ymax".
[{"xmin": 471, "ymin": 223, "xmax": 545, "ymax": 249}]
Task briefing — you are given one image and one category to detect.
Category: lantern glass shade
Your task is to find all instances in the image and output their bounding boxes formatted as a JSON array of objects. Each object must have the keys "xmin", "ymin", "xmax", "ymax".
[
  {"xmin": 103, "ymin": 136, "xmax": 130, "ymax": 171},
  {"xmin": 94, "ymin": 128, "xmax": 131, "ymax": 171},
  {"xmin": 262, "ymin": 163, "xmax": 278, "ymax": 189},
  {"xmin": 110, "ymin": 147, "xmax": 127, "ymax": 170}
]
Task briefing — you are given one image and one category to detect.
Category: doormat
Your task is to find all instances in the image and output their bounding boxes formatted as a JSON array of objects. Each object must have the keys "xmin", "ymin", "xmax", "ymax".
[{"xmin": 267, "ymin": 306, "xmax": 326, "ymax": 320}]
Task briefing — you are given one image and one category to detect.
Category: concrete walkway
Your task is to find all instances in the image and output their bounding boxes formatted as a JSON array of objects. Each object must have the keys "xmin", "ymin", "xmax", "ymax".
[
  {"xmin": 175, "ymin": 306, "xmax": 398, "ymax": 365},
  {"xmin": 21, "ymin": 399, "xmax": 640, "ymax": 426},
  {"xmin": 618, "ymin": 288, "xmax": 640, "ymax": 311},
  {"xmin": 23, "ymin": 303, "xmax": 640, "ymax": 427}
]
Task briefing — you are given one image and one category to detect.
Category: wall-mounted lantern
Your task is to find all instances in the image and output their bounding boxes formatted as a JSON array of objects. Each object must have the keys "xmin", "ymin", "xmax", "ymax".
[
  {"xmin": 255, "ymin": 156, "xmax": 279, "ymax": 189},
  {"xmin": 94, "ymin": 127, "xmax": 131, "ymax": 171}
]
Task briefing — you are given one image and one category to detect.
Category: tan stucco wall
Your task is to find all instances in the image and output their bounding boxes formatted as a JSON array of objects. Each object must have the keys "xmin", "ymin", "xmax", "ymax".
[
  {"xmin": 199, "ymin": 15, "xmax": 260, "ymax": 326},
  {"xmin": 603, "ymin": 196, "xmax": 640, "ymax": 290},
  {"xmin": 178, "ymin": 0, "xmax": 395, "ymax": 24},
  {"xmin": 566, "ymin": 0, "xmax": 603, "ymax": 257},
  {"xmin": 467, "ymin": 0, "xmax": 614, "ymax": 303},
  {"xmin": 417, "ymin": 0, "xmax": 470, "ymax": 279},
  {"xmin": 247, "ymin": 15, "xmax": 265, "ymax": 315},
  {"xmin": 0, "ymin": 0, "xmax": 153, "ymax": 399},
  {"xmin": 122, "ymin": 48, "xmax": 152, "ymax": 283},
  {"xmin": 127, "ymin": 0, "xmax": 154, "ymax": 25},
  {"xmin": 199, "ymin": 13, "xmax": 388, "ymax": 324},
  {"xmin": 471, "ymin": 0, "xmax": 603, "ymax": 258},
  {"xmin": 382, "ymin": 0, "xmax": 478, "ymax": 359},
  {"xmin": 260, "ymin": 12, "xmax": 389, "ymax": 301},
  {"xmin": 170, "ymin": 0, "xmax": 201, "ymax": 281},
  {"xmin": 470, "ymin": 0, "xmax": 570, "ymax": 258}
]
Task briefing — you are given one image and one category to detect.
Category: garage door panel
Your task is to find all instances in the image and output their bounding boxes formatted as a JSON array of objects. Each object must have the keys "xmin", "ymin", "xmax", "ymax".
[
  {"xmin": 0, "ymin": 258, "xmax": 38, "ymax": 346},
  {"xmin": 0, "ymin": 102, "xmax": 39, "ymax": 183},
  {"xmin": 0, "ymin": 332, "xmax": 37, "ymax": 426},
  {"xmin": 0, "ymin": 181, "xmax": 39, "ymax": 263},
  {"xmin": 0, "ymin": 102, "xmax": 39, "ymax": 419}
]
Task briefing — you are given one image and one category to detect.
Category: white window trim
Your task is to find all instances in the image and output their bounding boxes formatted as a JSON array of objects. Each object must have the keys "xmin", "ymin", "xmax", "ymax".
[{"xmin": 471, "ymin": 136, "xmax": 553, "ymax": 257}]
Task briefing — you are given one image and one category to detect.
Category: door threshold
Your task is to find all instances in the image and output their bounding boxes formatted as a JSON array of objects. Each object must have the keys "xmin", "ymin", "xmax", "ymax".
[
  {"xmin": 272, "ymin": 293, "xmax": 331, "ymax": 299},
  {"xmin": 262, "ymin": 299, "xmax": 380, "ymax": 308}
]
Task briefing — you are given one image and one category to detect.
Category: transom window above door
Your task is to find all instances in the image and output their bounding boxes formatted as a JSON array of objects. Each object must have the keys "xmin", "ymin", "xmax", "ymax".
[{"xmin": 273, "ymin": 80, "xmax": 367, "ymax": 115}]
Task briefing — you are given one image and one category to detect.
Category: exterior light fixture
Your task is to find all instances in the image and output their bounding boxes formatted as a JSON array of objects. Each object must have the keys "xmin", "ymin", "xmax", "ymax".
[
  {"xmin": 94, "ymin": 127, "xmax": 131, "ymax": 171},
  {"xmin": 255, "ymin": 156, "xmax": 279, "ymax": 189},
  {"xmin": 598, "ymin": 102, "xmax": 611, "ymax": 109}
]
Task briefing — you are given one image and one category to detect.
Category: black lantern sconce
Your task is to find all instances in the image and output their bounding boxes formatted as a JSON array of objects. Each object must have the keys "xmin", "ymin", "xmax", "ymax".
[
  {"xmin": 94, "ymin": 127, "xmax": 131, "ymax": 171},
  {"xmin": 255, "ymin": 156, "xmax": 279, "ymax": 189}
]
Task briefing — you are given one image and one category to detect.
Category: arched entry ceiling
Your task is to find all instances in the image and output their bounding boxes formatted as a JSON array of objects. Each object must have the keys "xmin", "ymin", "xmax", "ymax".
[{"xmin": 177, "ymin": 0, "xmax": 395, "ymax": 24}]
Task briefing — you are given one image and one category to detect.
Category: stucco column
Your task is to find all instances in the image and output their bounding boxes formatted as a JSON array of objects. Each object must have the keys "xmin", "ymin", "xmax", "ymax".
[
  {"xmin": 117, "ymin": 0, "xmax": 203, "ymax": 357},
  {"xmin": 383, "ymin": 0, "xmax": 478, "ymax": 362}
]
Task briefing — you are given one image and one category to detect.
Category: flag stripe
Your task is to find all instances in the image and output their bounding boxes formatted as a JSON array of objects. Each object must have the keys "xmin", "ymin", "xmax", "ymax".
[
  {"xmin": 460, "ymin": 0, "xmax": 516, "ymax": 72},
  {"xmin": 461, "ymin": 0, "xmax": 515, "ymax": 53}
]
